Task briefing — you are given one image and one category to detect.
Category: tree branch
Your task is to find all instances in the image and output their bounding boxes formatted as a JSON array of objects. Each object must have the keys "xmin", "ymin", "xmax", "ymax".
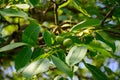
[
  {"xmin": 101, "ymin": 4, "xmax": 117, "ymax": 26},
  {"xmin": 51, "ymin": 0, "xmax": 61, "ymax": 34},
  {"xmin": 53, "ymin": 2, "xmax": 58, "ymax": 26}
]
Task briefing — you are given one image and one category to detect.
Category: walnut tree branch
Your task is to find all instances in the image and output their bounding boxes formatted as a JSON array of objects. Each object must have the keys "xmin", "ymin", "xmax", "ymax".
[
  {"xmin": 51, "ymin": 0, "xmax": 62, "ymax": 33},
  {"xmin": 101, "ymin": 4, "xmax": 117, "ymax": 26}
]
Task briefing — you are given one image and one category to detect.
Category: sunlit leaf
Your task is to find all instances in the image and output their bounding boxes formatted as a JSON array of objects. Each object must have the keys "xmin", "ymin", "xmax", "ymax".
[
  {"xmin": 66, "ymin": 45, "xmax": 87, "ymax": 66},
  {"xmin": 29, "ymin": 0, "xmax": 39, "ymax": 6},
  {"xmin": 51, "ymin": 55, "xmax": 73, "ymax": 78},
  {"xmin": 70, "ymin": 19, "xmax": 100, "ymax": 32},
  {"xmin": 59, "ymin": 0, "xmax": 71, "ymax": 9},
  {"xmin": 43, "ymin": 30, "xmax": 52, "ymax": 47},
  {"xmin": 15, "ymin": 4, "xmax": 30, "ymax": 9},
  {"xmin": 88, "ymin": 40, "xmax": 112, "ymax": 57},
  {"xmin": 22, "ymin": 58, "xmax": 50, "ymax": 78},
  {"xmin": 84, "ymin": 63, "xmax": 109, "ymax": 80},
  {"xmin": 114, "ymin": 40, "xmax": 120, "ymax": 56},
  {"xmin": 22, "ymin": 21, "xmax": 40, "ymax": 46},
  {"xmin": 96, "ymin": 31, "xmax": 115, "ymax": 51},
  {"xmin": 1, "ymin": 25, "xmax": 18, "ymax": 37},
  {"xmin": 99, "ymin": 41, "xmax": 112, "ymax": 52},
  {"xmin": 72, "ymin": 0, "xmax": 90, "ymax": 17},
  {"xmin": 0, "ymin": 42, "xmax": 27, "ymax": 52},
  {"xmin": 0, "ymin": 8, "xmax": 28, "ymax": 18},
  {"xmin": 15, "ymin": 46, "xmax": 32, "ymax": 70}
]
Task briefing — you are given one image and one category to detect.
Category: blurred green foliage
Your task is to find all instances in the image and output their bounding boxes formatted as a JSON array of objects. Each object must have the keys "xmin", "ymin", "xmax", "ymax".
[{"xmin": 0, "ymin": 0, "xmax": 120, "ymax": 80}]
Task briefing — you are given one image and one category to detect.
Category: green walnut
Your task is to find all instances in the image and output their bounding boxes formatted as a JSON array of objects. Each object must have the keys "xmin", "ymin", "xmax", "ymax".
[
  {"xmin": 55, "ymin": 36, "xmax": 64, "ymax": 44},
  {"xmin": 63, "ymin": 38, "xmax": 72, "ymax": 47}
]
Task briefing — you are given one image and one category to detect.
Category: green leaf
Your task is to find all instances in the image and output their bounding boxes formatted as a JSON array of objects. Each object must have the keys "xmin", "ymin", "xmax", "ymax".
[
  {"xmin": 15, "ymin": 46, "xmax": 32, "ymax": 70},
  {"xmin": 1, "ymin": 25, "xmax": 18, "ymax": 37},
  {"xmin": 88, "ymin": 40, "xmax": 112, "ymax": 57},
  {"xmin": 32, "ymin": 47, "xmax": 44, "ymax": 60},
  {"xmin": 51, "ymin": 55, "xmax": 73, "ymax": 78},
  {"xmin": 104, "ymin": 66, "xmax": 113, "ymax": 75},
  {"xmin": 0, "ymin": 8, "xmax": 28, "ymax": 18},
  {"xmin": 43, "ymin": 30, "xmax": 52, "ymax": 47},
  {"xmin": 70, "ymin": 19, "xmax": 100, "ymax": 32},
  {"xmin": 53, "ymin": 49, "xmax": 66, "ymax": 62},
  {"xmin": 29, "ymin": 0, "xmax": 39, "ymax": 6},
  {"xmin": 96, "ymin": 31, "xmax": 115, "ymax": 52},
  {"xmin": 72, "ymin": 0, "xmax": 90, "ymax": 17},
  {"xmin": 84, "ymin": 63, "xmax": 109, "ymax": 80},
  {"xmin": 22, "ymin": 21, "xmax": 40, "ymax": 46},
  {"xmin": 0, "ymin": 42, "xmax": 27, "ymax": 52},
  {"xmin": 58, "ymin": 0, "xmax": 71, "ymax": 9},
  {"xmin": 70, "ymin": 36, "xmax": 82, "ymax": 44},
  {"xmin": 22, "ymin": 58, "xmax": 50, "ymax": 78},
  {"xmin": 19, "ymin": 0, "xmax": 25, "ymax": 3},
  {"xmin": 66, "ymin": 45, "xmax": 87, "ymax": 66},
  {"xmin": 99, "ymin": 41, "xmax": 112, "ymax": 52}
]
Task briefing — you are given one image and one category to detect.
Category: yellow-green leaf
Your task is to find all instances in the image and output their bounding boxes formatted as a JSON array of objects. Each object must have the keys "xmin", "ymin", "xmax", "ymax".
[
  {"xmin": 70, "ymin": 19, "xmax": 100, "ymax": 32},
  {"xmin": 66, "ymin": 45, "xmax": 87, "ymax": 66},
  {"xmin": 0, "ymin": 42, "xmax": 27, "ymax": 52},
  {"xmin": 51, "ymin": 55, "xmax": 73, "ymax": 78},
  {"xmin": 22, "ymin": 58, "xmax": 50, "ymax": 78},
  {"xmin": 0, "ymin": 8, "xmax": 28, "ymax": 18}
]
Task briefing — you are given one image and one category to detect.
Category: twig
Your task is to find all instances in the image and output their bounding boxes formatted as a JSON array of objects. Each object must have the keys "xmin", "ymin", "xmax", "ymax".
[
  {"xmin": 101, "ymin": 4, "xmax": 117, "ymax": 26},
  {"xmin": 51, "ymin": 0, "xmax": 62, "ymax": 33},
  {"xmin": 51, "ymin": 0, "xmax": 69, "ymax": 34},
  {"xmin": 53, "ymin": 2, "xmax": 59, "ymax": 26}
]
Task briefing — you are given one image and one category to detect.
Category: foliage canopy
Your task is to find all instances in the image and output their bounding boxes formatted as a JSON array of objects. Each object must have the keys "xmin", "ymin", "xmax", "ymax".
[{"xmin": 0, "ymin": 0, "xmax": 120, "ymax": 80}]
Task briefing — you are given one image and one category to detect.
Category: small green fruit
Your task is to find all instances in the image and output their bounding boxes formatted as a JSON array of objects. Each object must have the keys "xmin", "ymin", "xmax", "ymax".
[
  {"xmin": 63, "ymin": 38, "xmax": 72, "ymax": 47},
  {"xmin": 55, "ymin": 36, "xmax": 64, "ymax": 44}
]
